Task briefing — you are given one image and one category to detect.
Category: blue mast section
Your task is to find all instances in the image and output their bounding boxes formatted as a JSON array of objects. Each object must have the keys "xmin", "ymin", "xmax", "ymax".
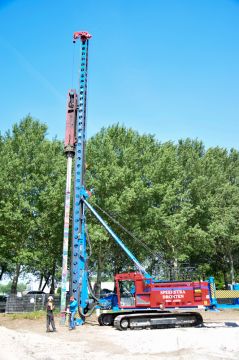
[
  {"xmin": 71, "ymin": 32, "xmax": 92, "ymax": 323},
  {"xmin": 83, "ymin": 199, "xmax": 151, "ymax": 278}
]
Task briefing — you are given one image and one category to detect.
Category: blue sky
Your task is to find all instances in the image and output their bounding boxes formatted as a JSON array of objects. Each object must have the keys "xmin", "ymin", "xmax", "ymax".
[{"xmin": 0, "ymin": 0, "xmax": 239, "ymax": 149}]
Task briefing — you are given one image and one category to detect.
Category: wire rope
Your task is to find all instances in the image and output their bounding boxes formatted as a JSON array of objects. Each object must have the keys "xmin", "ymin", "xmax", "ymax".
[{"xmin": 89, "ymin": 201, "xmax": 167, "ymax": 264}]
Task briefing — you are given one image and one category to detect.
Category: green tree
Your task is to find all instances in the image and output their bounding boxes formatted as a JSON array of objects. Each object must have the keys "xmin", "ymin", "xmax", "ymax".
[
  {"xmin": 204, "ymin": 148, "xmax": 239, "ymax": 285},
  {"xmin": 0, "ymin": 116, "xmax": 65, "ymax": 293},
  {"xmin": 2, "ymin": 117, "xmax": 239, "ymax": 293},
  {"xmin": 86, "ymin": 125, "xmax": 160, "ymax": 288},
  {"xmin": 0, "ymin": 281, "xmax": 27, "ymax": 295}
]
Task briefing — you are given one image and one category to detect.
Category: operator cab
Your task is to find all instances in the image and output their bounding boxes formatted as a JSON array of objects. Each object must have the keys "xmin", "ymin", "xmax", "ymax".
[
  {"xmin": 118, "ymin": 280, "xmax": 135, "ymax": 307},
  {"xmin": 115, "ymin": 272, "xmax": 150, "ymax": 309}
]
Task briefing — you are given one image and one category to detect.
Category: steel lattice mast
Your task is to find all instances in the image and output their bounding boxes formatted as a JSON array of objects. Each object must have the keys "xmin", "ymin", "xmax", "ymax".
[
  {"xmin": 60, "ymin": 32, "xmax": 91, "ymax": 324},
  {"xmin": 71, "ymin": 32, "xmax": 92, "ymax": 324}
]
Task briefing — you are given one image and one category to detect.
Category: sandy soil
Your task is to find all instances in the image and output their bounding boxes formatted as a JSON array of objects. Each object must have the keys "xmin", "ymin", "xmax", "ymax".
[{"xmin": 1, "ymin": 310, "xmax": 239, "ymax": 360}]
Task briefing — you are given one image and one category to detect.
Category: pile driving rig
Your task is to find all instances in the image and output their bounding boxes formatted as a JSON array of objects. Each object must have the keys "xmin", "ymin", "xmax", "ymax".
[{"xmin": 60, "ymin": 31, "xmax": 212, "ymax": 330}]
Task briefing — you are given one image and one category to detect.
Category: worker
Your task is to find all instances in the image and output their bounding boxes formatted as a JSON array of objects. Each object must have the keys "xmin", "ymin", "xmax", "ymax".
[
  {"xmin": 130, "ymin": 284, "xmax": 135, "ymax": 295},
  {"xmin": 69, "ymin": 296, "xmax": 78, "ymax": 330},
  {"xmin": 46, "ymin": 295, "xmax": 57, "ymax": 332}
]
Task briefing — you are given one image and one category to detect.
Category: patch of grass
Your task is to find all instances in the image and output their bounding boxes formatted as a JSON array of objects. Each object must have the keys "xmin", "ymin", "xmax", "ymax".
[
  {"xmin": 4, "ymin": 311, "xmax": 46, "ymax": 320},
  {"xmin": 3, "ymin": 308, "xmax": 61, "ymax": 320}
]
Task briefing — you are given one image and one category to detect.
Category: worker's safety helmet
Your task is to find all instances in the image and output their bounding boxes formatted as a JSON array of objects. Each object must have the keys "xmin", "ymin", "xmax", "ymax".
[{"xmin": 48, "ymin": 295, "xmax": 53, "ymax": 301}]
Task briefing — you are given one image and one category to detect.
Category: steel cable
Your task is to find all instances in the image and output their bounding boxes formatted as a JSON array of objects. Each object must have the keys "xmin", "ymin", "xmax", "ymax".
[{"xmin": 88, "ymin": 201, "xmax": 167, "ymax": 265}]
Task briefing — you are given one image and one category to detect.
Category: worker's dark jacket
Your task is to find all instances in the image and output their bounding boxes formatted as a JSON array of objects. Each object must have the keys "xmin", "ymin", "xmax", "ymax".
[
  {"xmin": 46, "ymin": 302, "xmax": 56, "ymax": 331},
  {"xmin": 47, "ymin": 303, "xmax": 54, "ymax": 314}
]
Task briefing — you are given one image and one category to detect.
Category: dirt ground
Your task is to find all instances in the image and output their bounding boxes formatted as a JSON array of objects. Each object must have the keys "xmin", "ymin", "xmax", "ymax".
[{"xmin": 1, "ymin": 310, "xmax": 239, "ymax": 360}]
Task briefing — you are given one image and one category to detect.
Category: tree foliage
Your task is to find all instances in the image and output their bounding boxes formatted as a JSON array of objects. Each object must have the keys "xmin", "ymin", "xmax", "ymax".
[
  {"xmin": 1, "ymin": 120, "xmax": 239, "ymax": 293},
  {"xmin": 86, "ymin": 126, "xmax": 239, "ymax": 284},
  {"xmin": 0, "ymin": 116, "xmax": 65, "ymax": 293}
]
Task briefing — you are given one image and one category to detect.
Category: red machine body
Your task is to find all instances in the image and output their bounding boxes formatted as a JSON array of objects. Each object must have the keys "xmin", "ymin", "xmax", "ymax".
[{"xmin": 115, "ymin": 272, "xmax": 210, "ymax": 309}]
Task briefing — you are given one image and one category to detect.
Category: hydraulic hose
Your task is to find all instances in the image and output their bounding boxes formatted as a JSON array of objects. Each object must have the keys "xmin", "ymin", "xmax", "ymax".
[
  {"xmin": 87, "ymin": 277, "xmax": 100, "ymax": 302},
  {"xmin": 78, "ymin": 303, "xmax": 98, "ymax": 318}
]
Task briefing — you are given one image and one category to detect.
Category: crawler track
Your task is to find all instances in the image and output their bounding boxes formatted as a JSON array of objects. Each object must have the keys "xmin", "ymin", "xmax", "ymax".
[{"xmin": 98, "ymin": 311, "xmax": 203, "ymax": 330}]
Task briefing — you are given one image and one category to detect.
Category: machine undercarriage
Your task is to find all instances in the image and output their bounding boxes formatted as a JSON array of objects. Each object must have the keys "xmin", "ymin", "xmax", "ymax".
[{"xmin": 99, "ymin": 310, "xmax": 203, "ymax": 330}]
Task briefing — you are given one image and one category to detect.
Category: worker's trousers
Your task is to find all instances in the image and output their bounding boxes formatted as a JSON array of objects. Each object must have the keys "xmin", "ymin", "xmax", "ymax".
[
  {"xmin": 46, "ymin": 313, "xmax": 56, "ymax": 331},
  {"xmin": 70, "ymin": 311, "xmax": 76, "ymax": 329}
]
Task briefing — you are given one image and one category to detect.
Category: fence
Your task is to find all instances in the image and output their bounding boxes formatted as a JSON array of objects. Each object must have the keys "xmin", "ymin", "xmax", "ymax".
[
  {"xmin": 215, "ymin": 290, "xmax": 239, "ymax": 307},
  {"xmin": 2, "ymin": 289, "xmax": 239, "ymax": 313},
  {"xmin": 4, "ymin": 294, "xmax": 61, "ymax": 313}
]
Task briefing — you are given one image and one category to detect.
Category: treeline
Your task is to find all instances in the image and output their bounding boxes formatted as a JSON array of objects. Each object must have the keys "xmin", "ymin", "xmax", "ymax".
[
  {"xmin": 0, "ymin": 117, "xmax": 239, "ymax": 293},
  {"xmin": 0, "ymin": 117, "xmax": 65, "ymax": 293}
]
